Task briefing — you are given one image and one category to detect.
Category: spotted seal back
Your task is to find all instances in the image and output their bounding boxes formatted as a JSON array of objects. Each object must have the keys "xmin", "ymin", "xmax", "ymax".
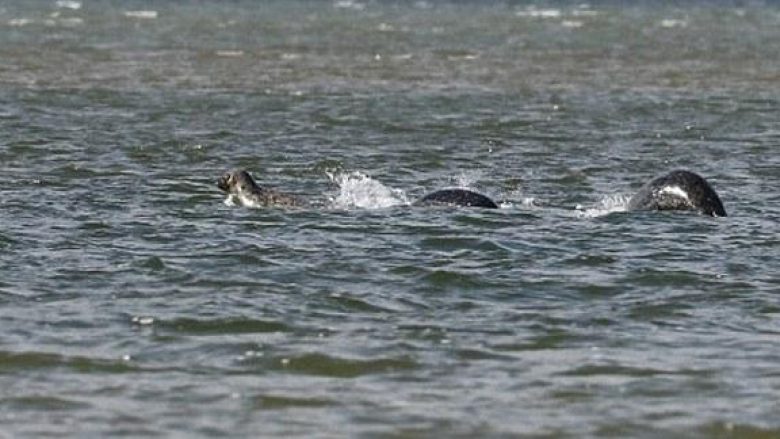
[
  {"xmin": 627, "ymin": 170, "xmax": 726, "ymax": 217},
  {"xmin": 413, "ymin": 188, "xmax": 498, "ymax": 209}
]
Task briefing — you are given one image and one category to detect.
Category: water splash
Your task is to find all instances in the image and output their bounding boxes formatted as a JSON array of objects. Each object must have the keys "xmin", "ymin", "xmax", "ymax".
[
  {"xmin": 327, "ymin": 171, "xmax": 409, "ymax": 209},
  {"xmin": 498, "ymin": 197, "xmax": 538, "ymax": 209},
  {"xmin": 223, "ymin": 194, "xmax": 239, "ymax": 207},
  {"xmin": 575, "ymin": 194, "xmax": 631, "ymax": 218},
  {"xmin": 453, "ymin": 171, "xmax": 483, "ymax": 189}
]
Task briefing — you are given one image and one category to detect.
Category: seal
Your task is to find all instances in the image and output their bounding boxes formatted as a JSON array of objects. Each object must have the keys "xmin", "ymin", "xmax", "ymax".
[
  {"xmin": 627, "ymin": 170, "xmax": 726, "ymax": 217},
  {"xmin": 217, "ymin": 168, "xmax": 301, "ymax": 208},
  {"xmin": 414, "ymin": 188, "xmax": 498, "ymax": 208}
]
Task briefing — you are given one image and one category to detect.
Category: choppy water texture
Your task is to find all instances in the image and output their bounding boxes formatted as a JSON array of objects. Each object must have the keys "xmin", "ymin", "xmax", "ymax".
[{"xmin": 1, "ymin": 1, "xmax": 779, "ymax": 437}]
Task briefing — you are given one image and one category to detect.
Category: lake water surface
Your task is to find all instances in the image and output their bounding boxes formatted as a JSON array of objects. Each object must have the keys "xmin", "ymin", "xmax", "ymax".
[{"xmin": 1, "ymin": 1, "xmax": 779, "ymax": 437}]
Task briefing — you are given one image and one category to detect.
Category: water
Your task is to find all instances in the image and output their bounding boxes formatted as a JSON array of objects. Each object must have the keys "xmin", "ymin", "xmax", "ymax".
[{"xmin": 1, "ymin": 1, "xmax": 779, "ymax": 437}]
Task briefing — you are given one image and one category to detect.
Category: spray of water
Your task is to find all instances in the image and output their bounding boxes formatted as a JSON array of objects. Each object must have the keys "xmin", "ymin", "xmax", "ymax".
[
  {"xmin": 223, "ymin": 194, "xmax": 238, "ymax": 207},
  {"xmin": 575, "ymin": 194, "xmax": 631, "ymax": 218},
  {"xmin": 453, "ymin": 170, "xmax": 483, "ymax": 188},
  {"xmin": 326, "ymin": 171, "xmax": 410, "ymax": 209}
]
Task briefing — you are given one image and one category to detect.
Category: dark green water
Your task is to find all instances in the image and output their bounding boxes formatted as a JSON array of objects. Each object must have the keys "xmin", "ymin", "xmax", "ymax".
[{"xmin": 1, "ymin": 1, "xmax": 779, "ymax": 437}]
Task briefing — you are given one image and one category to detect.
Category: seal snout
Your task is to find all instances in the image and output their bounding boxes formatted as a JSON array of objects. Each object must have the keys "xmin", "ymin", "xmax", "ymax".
[
  {"xmin": 216, "ymin": 168, "xmax": 301, "ymax": 208},
  {"xmin": 217, "ymin": 173, "xmax": 232, "ymax": 192},
  {"xmin": 217, "ymin": 169, "xmax": 253, "ymax": 193}
]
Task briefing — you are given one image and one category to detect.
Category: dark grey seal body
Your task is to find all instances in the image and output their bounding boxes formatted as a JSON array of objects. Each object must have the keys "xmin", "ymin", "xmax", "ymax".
[
  {"xmin": 217, "ymin": 169, "xmax": 301, "ymax": 208},
  {"xmin": 414, "ymin": 188, "xmax": 498, "ymax": 209},
  {"xmin": 627, "ymin": 170, "xmax": 726, "ymax": 217}
]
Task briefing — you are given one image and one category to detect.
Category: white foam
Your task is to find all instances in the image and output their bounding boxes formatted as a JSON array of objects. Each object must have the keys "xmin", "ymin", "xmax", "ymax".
[
  {"xmin": 333, "ymin": 0, "xmax": 365, "ymax": 11},
  {"xmin": 392, "ymin": 53, "xmax": 414, "ymax": 61},
  {"xmin": 327, "ymin": 171, "xmax": 409, "ymax": 209},
  {"xmin": 216, "ymin": 50, "xmax": 244, "ymax": 57},
  {"xmin": 223, "ymin": 194, "xmax": 238, "ymax": 207},
  {"xmin": 660, "ymin": 19, "xmax": 687, "ymax": 28},
  {"xmin": 124, "ymin": 10, "xmax": 158, "ymax": 19},
  {"xmin": 521, "ymin": 197, "xmax": 538, "ymax": 207},
  {"xmin": 498, "ymin": 197, "xmax": 536, "ymax": 209},
  {"xmin": 55, "ymin": 1, "xmax": 81, "ymax": 9},
  {"xmin": 575, "ymin": 194, "xmax": 631, "ymax": 218},
  {"xmin": 516, "ymin": 7, "xmax": 562, "ymax": 18},
  {"xmin": 131, "ymin": 315, "xmax": 154, "ymax": 325},
  {"xmin": 8, "ymin": 18, "xmax": 34, "ymax": 27},
  {"xmin": 561, "ymin": 20, "xmax": 584, "ymax": 28}
]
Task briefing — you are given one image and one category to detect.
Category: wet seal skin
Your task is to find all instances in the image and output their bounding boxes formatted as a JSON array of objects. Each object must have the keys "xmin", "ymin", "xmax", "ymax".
[
  {"xmin": 413, "ymin": 188, "xmax": 498, "ymax": 209},
  {"xmin": 627, "ymin": 170, "xmax": 726, "ymax": 217},
  {"xmin": 217, "ymin": 169, "xmax": 301, "ymax": 208}
]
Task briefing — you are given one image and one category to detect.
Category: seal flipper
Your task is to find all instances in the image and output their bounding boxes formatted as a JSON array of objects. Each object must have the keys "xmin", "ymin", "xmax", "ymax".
[
  {"xmin": 628, "ymin": 170, "xmax": 726, "ymax": 217},
  {"xmin": 414, "ymin": 188, "xmax": 498, "ymax": 209}
]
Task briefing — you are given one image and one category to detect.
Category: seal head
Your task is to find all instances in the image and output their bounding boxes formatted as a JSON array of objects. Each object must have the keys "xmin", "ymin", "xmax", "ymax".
[
  {"xmin": 217, "ymin": 168, "xmax": 300, "ymax": 208},
  {"xmin": 627, "ymin": 170, "xmax": 726, "ymax": 217},
  {"xmin": 414, "ymin": 188, "xmax": 498, "ymax": 208}
]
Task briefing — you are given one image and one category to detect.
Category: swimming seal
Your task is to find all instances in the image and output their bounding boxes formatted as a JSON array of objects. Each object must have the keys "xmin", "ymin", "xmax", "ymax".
[
  {"xmin": 218, "ymin": 169, "xmax": 497, "ymax": 209},
  {"xmin": 627, "ymin": 170, "xmax": 726, "ymax": 217},
  {"xmin": 217, "ymin": 169, "xmax": 301, "ymax": 207},
  {"xmin": 414, "ymin": 188, "xmax": 499, "ymax": 208}
]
